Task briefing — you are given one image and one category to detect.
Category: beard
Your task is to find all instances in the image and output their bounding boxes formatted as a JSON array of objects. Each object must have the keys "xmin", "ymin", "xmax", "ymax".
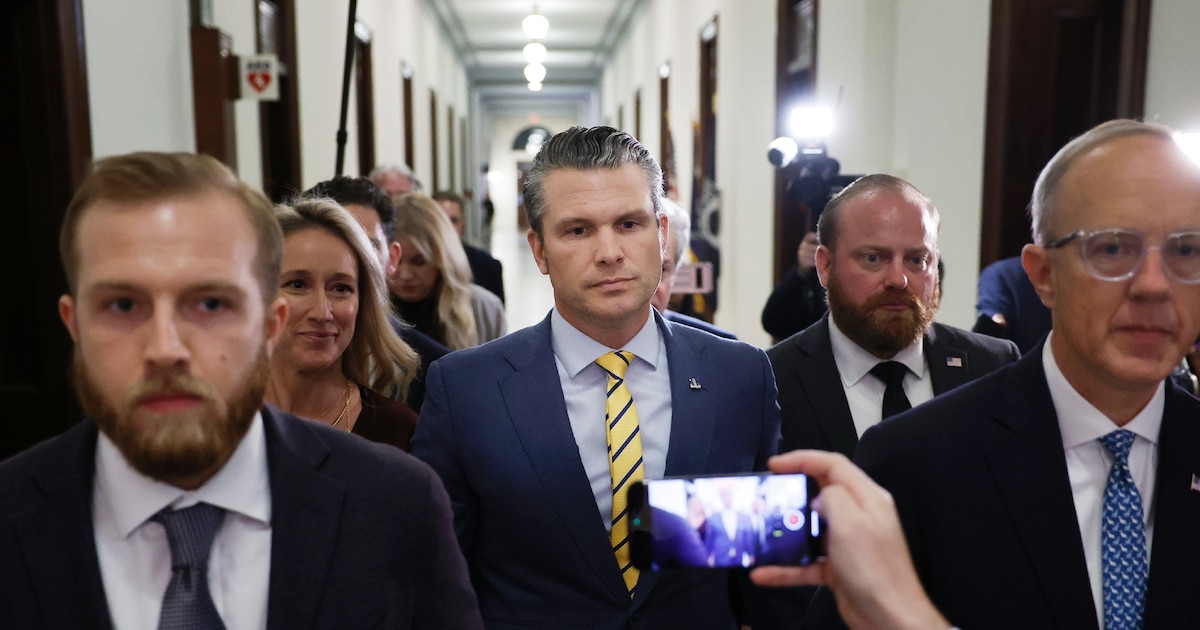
[
  {"xmin": 74, "ymin": 345, "xmax": 269, "ymax": 484},
  {"xmin": 826, "ymin": 272, "xmax": 940, "ymax": 358}
]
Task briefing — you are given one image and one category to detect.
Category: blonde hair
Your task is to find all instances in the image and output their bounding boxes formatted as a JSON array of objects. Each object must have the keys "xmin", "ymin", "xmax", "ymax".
[
  {"xmin": 393, "ymin": 193, "xmax": 479, "ymax": 350},
  {"xmin": 275, "ymin": 197, "xmax": 419, "ymax": 400}
]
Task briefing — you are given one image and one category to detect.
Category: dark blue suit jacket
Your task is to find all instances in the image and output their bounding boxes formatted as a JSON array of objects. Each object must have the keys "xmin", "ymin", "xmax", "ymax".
[
  {"xmin": 0, "ymin": 407, "xmax": 482, "ymax": 629},
  {"xmin": 854, "ymin": 344, "xmax": 1200, "ymax": 629},
  {"xmin": 973, "ymin": 256, "xmax": 1052, "ymax": 354},
  {"xmin": 412, "ymin": 311, "xmax": 780, "ymax": 629},
  {"xmin": 663, "ymin": 309, "xmax": 738, "ymax": 340}
]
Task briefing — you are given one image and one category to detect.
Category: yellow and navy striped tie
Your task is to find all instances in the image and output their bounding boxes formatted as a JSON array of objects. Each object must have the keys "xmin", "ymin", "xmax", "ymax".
[{"xmin": 595, "ymin": 350, "xmax": 644, "ymax": 596}]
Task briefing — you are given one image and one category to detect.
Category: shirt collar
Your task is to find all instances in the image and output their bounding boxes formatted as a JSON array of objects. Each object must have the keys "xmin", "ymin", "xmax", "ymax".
[
  {"xmin": 1042, "ymin": 332, "xmax": 1164, "ymax": 449},
  {"xmin": 828, "ymin": 317, "xmax": 926, "ymax": 387},
  {"xmin": 95, "ymin": 411, "xmax": 273, "ymax": 538},
  {"xmin": 551, "ymin": 308, "xmax": 662, "ymax": 378}
]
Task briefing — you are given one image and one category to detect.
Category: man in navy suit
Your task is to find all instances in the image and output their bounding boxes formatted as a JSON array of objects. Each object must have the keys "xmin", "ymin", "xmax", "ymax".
[
  {"xmin": 0, "ymin": 152, "xmax": 480, "ymax": 628},
  {"xmin": 850, "ymin": 120, "xmax": 1200, "ymax": 628},
  {"xmin": 412, "ymin": 126, "xmax": 780, "ymax": 628}
]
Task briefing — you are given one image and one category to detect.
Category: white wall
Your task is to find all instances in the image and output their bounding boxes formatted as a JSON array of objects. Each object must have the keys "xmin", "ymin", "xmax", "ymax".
[
  {"xmin": 83, "ymin": 0, "xmax": 195, "ymax": 157},
  {"xmin": 81, "ymin": 0, "xmax": 469, "ymax": 198},
  {"xmin": 1145, "ymin": 0, "xmax": 1200, "ymax": 133}
]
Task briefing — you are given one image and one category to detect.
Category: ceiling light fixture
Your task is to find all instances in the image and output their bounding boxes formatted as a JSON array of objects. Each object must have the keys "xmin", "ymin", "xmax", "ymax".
[
  {"xmin": 524, "ymin": 63, "xmax": 546, "ymax": 84},
  {"xmin": 522, "ymin": 7, "xmax": 549, "ymax": 40},
  {"xmin": 527, "ymin": 81, "xmax": 543, "ymax": 92},
  {"xmin": 523, "ymin": 42, "xmax": 547, "ymax": 64}
]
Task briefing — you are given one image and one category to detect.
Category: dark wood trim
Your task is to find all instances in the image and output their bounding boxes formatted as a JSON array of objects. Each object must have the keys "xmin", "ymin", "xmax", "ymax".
[
  {"xmin": 403, "ymin": 70, "xmax": 415, "ymax": 170},
  {"xmin": 190, "ymin": 25, "xmax": 238, "ymax": 168},
  {"xmin": 448, "ymin": 104, "xmax": 456, "ymax": 191},
  {"xmin": 354, "ymin": 25, "xmax": 375, "ymax": 176},
  {"xmin": 255, "ymin": 0, "xmax": 301, "ymax": 202},
  {"xmin": 772, "ymin": 0, "xmax": 818, "ymax": 284},
  {"xmin": 1, "ymin": 0, "xmax": 92, "ymax": 456},
  {"xmin": 430, "ymin": 89, "xmax": 439, "ymax": 191},
  {"xmin": 659, "ymin": 73, "xmax": 672, "ymax": 197},
  {"xmin": 634, "ymin": 88, "xmax": 642, "ymax": 141}
]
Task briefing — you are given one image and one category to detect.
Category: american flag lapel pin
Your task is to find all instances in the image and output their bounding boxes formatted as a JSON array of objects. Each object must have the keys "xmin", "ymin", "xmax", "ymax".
[
  {"xmin": 1190, "ymin": 474, "xmax": 1200, "ymax": 493},
  {"xmin": 946, "ymin": 356, "xmax": 963, "ymax": 368}
]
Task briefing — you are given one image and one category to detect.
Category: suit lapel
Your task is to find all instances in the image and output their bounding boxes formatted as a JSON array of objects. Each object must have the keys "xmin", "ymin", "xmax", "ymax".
[
  {"xmin": 662, "ymin": 317, "xmax": 717, "ymax": 476},
  {"xmin": 1143, "ymin": 386, "xmax": 1200, "ymax": 626},
  {"xmin": 924, "ymin": 324, "xmax": 973, "ymax": 394},
  {"xmin": 498, "ymin": 319, "xmax": 629, "ymax": 604},
  {"xmin": 263, "ymin": 407, "xmax": 347, "ymax": 630},
  {"xmin": 19, "ymin": 422, "xmax": 114, "ymax": 629},
  {"xmin": 795, "ymin": 319, "xmax": 858, "ymax": 455},
  {"xmin": 982, "ymin": 354, "xmax": 1099, "ymax": 630}
]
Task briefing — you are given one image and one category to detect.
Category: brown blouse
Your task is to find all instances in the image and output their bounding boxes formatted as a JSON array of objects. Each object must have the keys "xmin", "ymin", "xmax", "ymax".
[{"xmin": 351, "ymin": 386, "xmax": 419, "ymax": 451}]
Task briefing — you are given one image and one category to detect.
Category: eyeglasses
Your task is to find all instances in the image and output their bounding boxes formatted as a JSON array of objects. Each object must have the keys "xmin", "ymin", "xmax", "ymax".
[{"xmin": 1046, "ymin": 228, "xmax": 1200, "ymax": 284}]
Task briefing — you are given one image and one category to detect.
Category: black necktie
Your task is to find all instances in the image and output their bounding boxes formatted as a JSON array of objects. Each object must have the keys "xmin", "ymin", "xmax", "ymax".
[
  {"xmin": 152, "ymin": 503, "xmax": 227, "ymax": 630},
  {"xmin": 870, "ymin": 361, "xmax": 912, "ymax": 419}
]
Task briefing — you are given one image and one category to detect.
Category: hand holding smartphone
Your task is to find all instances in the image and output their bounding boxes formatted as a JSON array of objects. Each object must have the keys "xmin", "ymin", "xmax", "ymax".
[{"xmin": 628, "ymin": 472, "xmax": 824, "ymax": 571}]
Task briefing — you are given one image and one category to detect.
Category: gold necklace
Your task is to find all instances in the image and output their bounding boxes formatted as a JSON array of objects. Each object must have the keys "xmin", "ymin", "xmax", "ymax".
[{"xmin": 329, "ymin": 379, "xmax": 354, "ymax": 430}]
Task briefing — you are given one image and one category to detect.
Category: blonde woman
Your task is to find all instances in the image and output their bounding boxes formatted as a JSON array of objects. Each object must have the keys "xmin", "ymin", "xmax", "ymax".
[
  {"xmin": 390, "ymin": 193, "xmax": 506, "ymax": 350},
  {"xmin": 267, "ymin": 198, "xmax": 421, "ymax": 450}
]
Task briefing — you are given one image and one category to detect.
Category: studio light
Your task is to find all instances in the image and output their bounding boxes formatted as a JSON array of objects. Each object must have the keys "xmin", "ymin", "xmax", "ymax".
[
  {"xmin": 1176, "ymin": 132, "xmax": 1200, "ymax": 167},
  {"xmin": 789, "ymin": 106, "xmax": 834, "ymax": 140}
]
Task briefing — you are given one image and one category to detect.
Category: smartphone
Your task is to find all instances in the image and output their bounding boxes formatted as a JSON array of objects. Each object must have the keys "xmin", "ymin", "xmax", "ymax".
[{"xmin": 627, "ymin": 472, "xmax": 823, "ymax": 571}]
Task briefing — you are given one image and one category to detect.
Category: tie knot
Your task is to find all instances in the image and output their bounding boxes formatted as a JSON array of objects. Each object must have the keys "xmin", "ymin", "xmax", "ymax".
[
  {"xmin": 1100, "ymin": 429, "xmax": 1136, "ymax": 463},
  {"xmin": 870, "ymin": 361, "xmax": 909, "ymax": 388},
  {"xmin": 152, "ymin": 503, "xmax": 225, "ymax": 569},
  {"xmin": 595, "ymin": 350, "xmax": 636, "ymax": 379}
]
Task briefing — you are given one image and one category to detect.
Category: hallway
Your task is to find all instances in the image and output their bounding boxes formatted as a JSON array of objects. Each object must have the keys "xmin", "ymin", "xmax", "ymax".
[{"xmin": 491, "ymin": 220, "xmax": 555, "ymax": 333}]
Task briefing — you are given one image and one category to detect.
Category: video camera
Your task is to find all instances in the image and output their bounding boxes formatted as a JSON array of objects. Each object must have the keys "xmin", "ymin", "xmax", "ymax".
[{"xmin": 767, "ymin": 106, "xmax": 860, "ymax": 229}]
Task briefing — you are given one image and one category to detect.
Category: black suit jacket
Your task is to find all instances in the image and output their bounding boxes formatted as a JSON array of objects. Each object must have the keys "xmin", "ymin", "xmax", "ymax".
[
  {"xmin": 769, "ymin": 316, "xmax": 1020, "ymax": 457},
  {"xmin": 462, "ymin": 243, "xmax": 505, "ymax": 304},
  {"xmin": 0, "ymin": 407, "xmax": 482, "ymax": 629},
  {"xmin": 854, "ymin": 345, "xmax": 1200, "ymax": 629}
]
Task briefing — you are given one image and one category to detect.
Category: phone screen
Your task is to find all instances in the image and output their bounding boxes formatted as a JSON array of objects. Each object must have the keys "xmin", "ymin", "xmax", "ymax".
[{"xmin": 628, "ymin": 473, "xmax": 822, "ymax": 571}]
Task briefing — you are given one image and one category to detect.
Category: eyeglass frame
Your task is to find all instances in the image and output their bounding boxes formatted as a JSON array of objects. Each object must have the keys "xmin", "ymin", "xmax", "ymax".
[{"xmin": 1045, "ymin": 227, "xmax": 1200, "ymax": 284}]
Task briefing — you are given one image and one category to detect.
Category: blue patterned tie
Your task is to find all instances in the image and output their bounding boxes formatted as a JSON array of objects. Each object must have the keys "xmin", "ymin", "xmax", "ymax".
[
  {"xmin": 152, "ymin": 503, "xmax": 227, "ymax": 630},
  {"xmin": 1099, "ymin": 429, "xmax": 1147, "ymax": 630}
]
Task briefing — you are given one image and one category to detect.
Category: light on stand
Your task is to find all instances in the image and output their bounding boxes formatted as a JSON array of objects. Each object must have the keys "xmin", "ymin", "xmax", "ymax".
[{"xmin": 789, "ymin": 106, "xmax": 834, "ymax": 141}]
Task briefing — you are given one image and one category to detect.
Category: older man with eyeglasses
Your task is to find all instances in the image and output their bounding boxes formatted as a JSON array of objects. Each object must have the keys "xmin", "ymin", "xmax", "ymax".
[{"xmin": 802, "ymin": 120, "xmax": 1200, "ymax": 630}]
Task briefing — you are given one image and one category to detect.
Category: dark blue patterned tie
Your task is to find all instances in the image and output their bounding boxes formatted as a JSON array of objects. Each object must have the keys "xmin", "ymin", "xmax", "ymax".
[
  {"xmin": 152, "ymin": 503, "xmax": 227, "ymax": 630},
  {"xmin": 1099, "ymin": 429, "xmax": 1147, "ymax": 630}
]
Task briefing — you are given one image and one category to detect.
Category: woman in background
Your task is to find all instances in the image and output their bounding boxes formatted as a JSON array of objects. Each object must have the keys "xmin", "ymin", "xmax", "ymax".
[
  {"xmin": 389, "ymin": 193, "xmax": 506, "ymax": 350},
  {"xmin": 267, "ymin": 198, "xmax": 421, "ymax": 449}
]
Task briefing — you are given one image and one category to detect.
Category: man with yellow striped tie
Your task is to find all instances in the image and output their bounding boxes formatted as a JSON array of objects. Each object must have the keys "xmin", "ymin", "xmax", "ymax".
[{"xmin": 413, "ymin": 126, "xmax": 781, "ymax": 629}]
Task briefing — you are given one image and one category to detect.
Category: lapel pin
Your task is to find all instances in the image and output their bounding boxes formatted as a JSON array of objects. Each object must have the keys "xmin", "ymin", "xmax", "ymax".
[
  {"xmin": 1190, "ymin": 474, "xmax": 1200, "ymax": 493},
  {"xmin": 689, "ymin": 378, "xmax": 702, "ymax": 390},
  {"xmin": 946, "ymin": 357, "xmax": 963, "ymax": 368}
]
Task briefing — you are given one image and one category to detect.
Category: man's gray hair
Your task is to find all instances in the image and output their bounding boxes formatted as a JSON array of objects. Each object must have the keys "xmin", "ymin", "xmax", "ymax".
[
  {"xmin": 523, "ymin": 126, "xmax": 663, "ymax": 238},
  {"xmin": 660, "ymin": 197, "xmax": 691, "ymax": 266},
  {"xmin": 368, "ymin": 162, "xmax": 423, "ymax": 192},
  {"xmin": 1029, "ymin": 119, "xmax": 1175, "ymax": 245}
]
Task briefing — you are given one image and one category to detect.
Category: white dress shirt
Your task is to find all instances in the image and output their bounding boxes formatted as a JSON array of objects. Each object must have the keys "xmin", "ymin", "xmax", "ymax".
[
  {"xmin": 93, "ymin": 412, "xmax": 273, "ymax": 630},
  {"xmin": 828, "ymin": 318, "xmax": 935, "ymax": 437},
  {"xmin": 1042, "ymin": 336, "xmax": 1160, "ymax": 628},
  {"xmin": 551, "ymin": 308, "xmax": 672, "ymax": 532}
]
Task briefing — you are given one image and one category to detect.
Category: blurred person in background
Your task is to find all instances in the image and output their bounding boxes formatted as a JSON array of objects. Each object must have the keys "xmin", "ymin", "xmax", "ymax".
[{"xmin": 390, "ymin": 194, "xmax": 506, "ymax": 350}]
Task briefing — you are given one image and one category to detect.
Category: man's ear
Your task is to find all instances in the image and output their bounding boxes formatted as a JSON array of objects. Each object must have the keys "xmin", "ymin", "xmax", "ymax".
[
  {"xmin": 386, "ymin": 241, "xmax": 402, "ymax": 276},
  {"xmin": 1022, "ymin": 244, "xmax": 1055, "ymax": 309},
  {"xmin": 527, "ymin": 229, "xmax": 549, "ymax": 275},
  {"xmin": 59, "ymin": 294, "xmax": 78, "ymax": 341},
  {"xmin": 264, "ymin": 297, "xmax": 287, "ymax": 354},
  {"xmin": 814, "ymin": 245, "xmax": 833, "ymax": 288}
]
